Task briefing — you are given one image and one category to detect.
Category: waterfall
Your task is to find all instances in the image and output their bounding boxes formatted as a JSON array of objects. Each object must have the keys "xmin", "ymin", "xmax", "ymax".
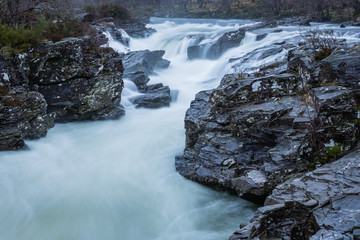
[{"xmin": 0, "ymin": 17, "xmax": 359, "ymax": 240}]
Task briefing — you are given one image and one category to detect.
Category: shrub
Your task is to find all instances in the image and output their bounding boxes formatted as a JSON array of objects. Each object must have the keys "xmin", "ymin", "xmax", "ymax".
[
  {"xmin": 304, "ymin": 28, "xmax": 339, "ymax": 61},
  {"xmin": 0, "ymin": 16, "xmax": 96, "ymax": 57}
]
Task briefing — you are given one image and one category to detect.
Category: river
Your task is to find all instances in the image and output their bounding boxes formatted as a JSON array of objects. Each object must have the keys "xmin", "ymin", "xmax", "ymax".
[{"xmin": 0, "ymin": 18, "xmax": 359, "ymax": 240}]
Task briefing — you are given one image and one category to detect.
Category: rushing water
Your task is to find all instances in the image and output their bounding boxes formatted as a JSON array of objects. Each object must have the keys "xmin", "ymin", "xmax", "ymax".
[{"xmin": 1, "ymin": 18, "xmax": 360, "ymax": 240}]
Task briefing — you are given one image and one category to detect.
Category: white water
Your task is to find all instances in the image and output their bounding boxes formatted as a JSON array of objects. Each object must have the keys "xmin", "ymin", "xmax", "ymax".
[{"xmin": 1, "ymin": 18, "xmax": 360, "ymax": 240}]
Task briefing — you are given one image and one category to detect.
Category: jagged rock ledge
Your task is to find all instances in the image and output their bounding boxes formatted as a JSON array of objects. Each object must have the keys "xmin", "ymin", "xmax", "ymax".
[{"xmin": 176, "ymin": 36, "xmax": 360, "ymax": 237}]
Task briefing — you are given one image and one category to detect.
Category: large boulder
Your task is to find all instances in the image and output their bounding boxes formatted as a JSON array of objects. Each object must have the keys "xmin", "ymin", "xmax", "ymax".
[
  {"xmin": 130, "ymin": 83, "xmax": 171, "ymax": 108},
  {"xmin": 16, "ymin": 37, "xmax": 125, "ymax": 122},
  {"xmin": 176, "ymin": 73, "xmax": 312, "ymax": 203},
  {"xmin": 123, "ymin": 50, "xmax": 170, "ymax": 76},
  {"xmin": 231, "ymin": 149, "xmax": 360, "ymax": 239}
]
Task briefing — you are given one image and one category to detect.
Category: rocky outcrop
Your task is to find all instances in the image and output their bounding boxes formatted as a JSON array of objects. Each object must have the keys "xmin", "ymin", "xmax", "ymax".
[
  {"xmin": 0, "ymin": 58, "xmax": 55, "ymax": 150},
  {"xmin": 231, "ymin": 149, "xmax": 360, "ymax": 239},
  {"xmin": 16, "ymin": 37, "xmax": 125, "ymax": 122},
  {"xmin": 122, "ymin": 50, "xmax": 173, "ymax": 109},
  {"xmin": 177, "ymin": 42, "xmax": 360, "ymax": 208},
  {"xmin": 176, "ymin": 73, "xmax": 310, "ymax": 203},
  {"xmin": 0, "ymin": 30, "xmax": 126, "ymax": 150}
]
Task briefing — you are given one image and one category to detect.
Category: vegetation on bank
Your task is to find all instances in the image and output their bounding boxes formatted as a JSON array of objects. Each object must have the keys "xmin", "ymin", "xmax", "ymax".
[{"xmin": 0, "ymin": 1, "xmax": 133, "ymax": 57}]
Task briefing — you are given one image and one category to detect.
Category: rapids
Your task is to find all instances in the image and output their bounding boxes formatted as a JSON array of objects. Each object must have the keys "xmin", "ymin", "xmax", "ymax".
[{"xmin": 0, "ymin": 18, "xmax": 359, "ymax": 240}]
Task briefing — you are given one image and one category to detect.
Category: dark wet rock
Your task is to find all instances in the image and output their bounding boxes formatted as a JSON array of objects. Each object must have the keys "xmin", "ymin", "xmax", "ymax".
[
  {"xmin": 96, "ymin": 22, "xmax": 130, "ymax": 46},
  {"xmin": 124, "ymin": 71, "xmax": 150, "ymax": 91},
  {"xmin": 255, "ymin": 33, "xmax": 267, "ymax": 41},
  {"xmin": 188, "ymin": 29, "xmax": 246, "ymax": 60},
  {"xmin": 319, "ymin": 51, "xmax": 360, "ymax": 88},
  {"xmin": 206, "ymin": 29, "xmax": 246, "ymax": 59},
  {"xmin": 0, "ymin": 58, "xmax": 55, "ymax": 150},
  {"xmin": 0, "ymin": 91, "xmax": 55, "ymax": 150},
  {"xmin": 16, "ymin": 37, "xmax": 125, "ymax": 122},
  {"xmin": 340, "ymin": 24, "xmax": 346, "ymax": 28},
  {"xmin": 230, "ymin": 201, "xmax": 320, "ymax": 240},
  {"xmin": 175, "ymin": 73, "xmax": 313, "ymax": 203},
  {"xmin": 130, "ymin": 83, "xmax": 171, "ymax": 108},
  {"xmin": 277, "ymin": 17, "xmax": 311, "ymax": 26},
  {"xmin": 232, "ymin": 150, "xmax": 360, "ymax": 239},
  {"xmin": 351, "ymin": 22, "xmax": 360, "ymax": 27},
  {"xmin": 287, "ymin": 46, "xmax": 320, "ymax": 87},
  {"xmin": 121, "ymin": 22, "xmax": 156, "ymax": 38},
  {"xmin": 123, "ymin": 50, "xmax": 170, "ymax": 76}
]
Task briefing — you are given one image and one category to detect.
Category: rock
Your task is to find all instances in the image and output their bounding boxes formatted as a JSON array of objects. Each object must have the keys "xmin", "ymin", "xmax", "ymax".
[
  {"xmin": 124, "ymin": 71, "xmax": 150, "ymax": 91},
  {"xmin": 351, "ymin": 22, "xmax": 360, "ymax": 27},
  {"xmin": 121, "ymin": 22, "xmax": 156, "ymax": 38},
  {"xmin": 278, "ymin": 17, "xmax": 311, "ymax": 26},
  {"xmin": 130, "ymin": 83, "xmax": 171, "ymax": 108},
  {"xmin": 175, "ymin": 73, "xmax": 313, "ymax": 203},
  {"xmin": 319, "ymin": 49, "xmax": 360, "ymax": 88},
  {"xmin": 205, "ymin": 29, "xmax": 246, "ymax": 59},
  {"xmin": 96, "ymin": 22, "xmax": 130, "ymax": 46},
  {"xmin": 0, "ymin": 91, "xmax": 55, "ymax": 150},
  {"xmin": 233, "ymin": 150, "xmax": 360, "ymax": 239},
  {"xmin": 0, "ymin": 58, "xmax": 55, "ymax": 150},
  {"xmin": 287, "ymin": 45, "xmax": 320, "ymax": 87},
  {"xmin": 340, "ymin": 24, "xmax": 346, "ymax": 28},
  {"xmin": 255, "ymin": 33, "xmax": 267, "ymax": 41},
  {"xmin": 188, "ymin": 29, "xmax": 246, "ymax": 60},
  {"xmin": 16, "ymin": 37, "xmax": 125, "ymax": 122},
  {"xmin": 123, "ymin": 50, "xmax": 170, "ymax": 76}
]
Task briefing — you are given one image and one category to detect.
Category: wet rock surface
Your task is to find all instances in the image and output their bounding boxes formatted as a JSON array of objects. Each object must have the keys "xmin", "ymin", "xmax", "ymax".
[
  {"xmin": 178, "ymin": 39, "xmax": 360, "ymax": 238},
  {"xmin": 0, "ymin": 30, "xmax": 127, "ymax": 150},
  {"xmin": 0, "ymin": 58, "xmax": 55, "ymax": 150},
  {"xmin": 16, "ymin": 37, "xmax": 125, "ymax": 122},
  {"xmin": 231, "ymin": 149, "xmax": 360, "ymax": 239},
  {"xmin": 123, "ymin": 50, "xmax": 173, "ymax": 109},
  {"xmin": 130, "ymin": 83, "xmax": 171, "ymax": 108}
]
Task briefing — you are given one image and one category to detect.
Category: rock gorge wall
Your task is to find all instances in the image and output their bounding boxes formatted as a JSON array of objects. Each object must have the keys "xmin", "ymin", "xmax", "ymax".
[{"xmin": 176, "ymin": 23, "xmax": 360, "ymax": 238}]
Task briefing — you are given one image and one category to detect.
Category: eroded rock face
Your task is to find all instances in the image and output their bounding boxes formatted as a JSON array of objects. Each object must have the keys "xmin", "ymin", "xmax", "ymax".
[
  {"xmin": 0, "ymin": 67, "xmax": 54, "ymax": 150},
  {"xmin": 176, "ymin": 73, "xmax": 312, "ymax": 203},
  {"xmin": 231, "ymin": 150, "xmax": 360, "ymax": 239},
  {"xmin": 16, "ymin": 37, "xmax": 125, "ymax": 122},
  {"xmin": 177, "ymin": 43, "xmax": 360, "ymax": 207}
]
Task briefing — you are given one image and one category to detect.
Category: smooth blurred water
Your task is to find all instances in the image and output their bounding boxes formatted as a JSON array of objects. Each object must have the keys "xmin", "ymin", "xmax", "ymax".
[{"xmin": 1, "ymin": 18, "xmax": 360, "ymax": 240}]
